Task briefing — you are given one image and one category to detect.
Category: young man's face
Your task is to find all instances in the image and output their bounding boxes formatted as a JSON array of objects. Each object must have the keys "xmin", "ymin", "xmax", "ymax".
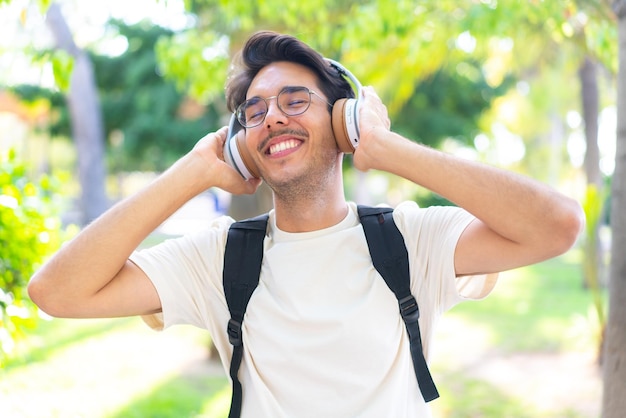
[{"xmin": 242, "ymin": 61, "xmax": 341, "ymax": 189}]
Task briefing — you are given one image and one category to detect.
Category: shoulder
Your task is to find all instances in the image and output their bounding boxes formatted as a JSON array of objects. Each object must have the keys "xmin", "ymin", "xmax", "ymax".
[
  {"xmin": 131, "ymin": 215, "xmax": 238, "ymax": 331},
  {"xmin": 178, "ymin": 214, "xmax": 237, "ymax": 248},
  {"xmin": 132, "ymin": 215, "xmax": 236, "ymax": 267},
  {"xmin": 391, "ymin": 201, "xmax": 476, "ymax": 269}
]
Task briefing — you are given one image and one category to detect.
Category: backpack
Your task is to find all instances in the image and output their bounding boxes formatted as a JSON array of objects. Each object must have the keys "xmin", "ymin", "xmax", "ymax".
[{"xmin": 223, "ymin": 205, "xmax": 439, "ymax": 418}]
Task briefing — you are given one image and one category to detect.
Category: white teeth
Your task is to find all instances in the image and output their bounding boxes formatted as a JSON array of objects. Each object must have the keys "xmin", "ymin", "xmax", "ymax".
[{"xmin": 269, "ymin": 139, "xmax": 299, "ymax": 155}]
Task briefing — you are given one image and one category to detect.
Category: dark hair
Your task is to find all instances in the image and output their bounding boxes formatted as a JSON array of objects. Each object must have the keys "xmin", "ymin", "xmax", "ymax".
[{"xmin": 225, "ymin": 31, "xmax": 354, "ymax": 113}]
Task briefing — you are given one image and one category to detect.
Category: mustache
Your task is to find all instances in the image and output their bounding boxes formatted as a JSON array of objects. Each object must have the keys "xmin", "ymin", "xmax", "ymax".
[{"xmin": 258, "ymin": 128, "xmax": 308, "ymax": 152}]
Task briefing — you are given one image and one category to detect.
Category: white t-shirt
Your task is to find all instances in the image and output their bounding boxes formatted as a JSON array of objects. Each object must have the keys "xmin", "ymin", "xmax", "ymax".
[{"xmin": 130, "ymin": 201, "xmax": 497, "ymax": 418}]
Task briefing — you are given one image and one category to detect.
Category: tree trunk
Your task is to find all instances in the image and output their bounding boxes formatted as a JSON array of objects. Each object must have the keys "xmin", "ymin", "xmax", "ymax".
[
  {"xmin": 579, "ymin": 56, "xmax": 601, "ymax": 188},
  {"xmin": 603, "ymin": 2, "xmax": 626, "ymax": 416},
  {"xmin": 46, "ymin": 3, "xmax": 109, "ymax": 225},
  {"xmin": 579, "ymin": 57, "xmax": 607, "ymax": 332}
]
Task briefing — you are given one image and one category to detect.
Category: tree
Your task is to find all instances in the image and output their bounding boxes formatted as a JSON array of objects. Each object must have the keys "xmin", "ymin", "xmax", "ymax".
[
  {"xmin": 580, "ymin": 57, "xmax": 602, "ymax": 187},
  {"xmin": 46, "ymin": 3, "xmax": 108, "ymax": 225},
  {"xmin": 603, "ymin": 2, "xmax": 626, "ymax": 415}
]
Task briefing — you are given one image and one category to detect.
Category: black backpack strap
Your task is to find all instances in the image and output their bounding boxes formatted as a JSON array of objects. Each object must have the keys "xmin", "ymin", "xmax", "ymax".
[
  {"xmin": 357, "ymin": 205, "xmax": 440, "ymax": 402},
  {"xmin": 223, "ymin": 213, "xmax": 269, "ymax": 418}
]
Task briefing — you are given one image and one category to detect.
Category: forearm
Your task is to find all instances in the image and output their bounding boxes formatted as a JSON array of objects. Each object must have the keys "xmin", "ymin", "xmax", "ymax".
[{"xmin": 373, "ymin": 130, "xmax": 582, "ymax": 251}]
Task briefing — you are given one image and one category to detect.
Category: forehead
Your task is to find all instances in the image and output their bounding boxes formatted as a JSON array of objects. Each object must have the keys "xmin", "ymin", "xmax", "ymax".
[{"xmin": 247, "ymin": 61, "xmax": 320, "ymax": 98}]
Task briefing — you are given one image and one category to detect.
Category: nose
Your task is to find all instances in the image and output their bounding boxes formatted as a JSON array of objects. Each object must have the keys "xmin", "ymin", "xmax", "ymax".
[{"xmin": 264, "ymin": 98, "xmax": 288, "ymax": 127}]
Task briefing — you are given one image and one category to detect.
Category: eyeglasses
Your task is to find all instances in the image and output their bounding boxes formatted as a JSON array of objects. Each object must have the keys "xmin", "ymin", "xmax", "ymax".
[{"xmin": 236, "ymin": 86, "xmax": 331, "ymax": 128}]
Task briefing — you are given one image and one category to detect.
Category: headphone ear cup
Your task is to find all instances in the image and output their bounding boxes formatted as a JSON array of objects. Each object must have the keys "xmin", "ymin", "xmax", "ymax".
[
  {"xmin": 235, "ymin": 130, "xmax": 260, "ymax": 179},
  {"xmin": 224, "ymin": 115, "xmax": 260, "ymax": 180},
  {"xmin": 332, "ymin": 98, "xmax": 360, "ymax": 154},
  {"xmin": 332, "ymin": 98, "xmax": 353, "ymax": 153}
]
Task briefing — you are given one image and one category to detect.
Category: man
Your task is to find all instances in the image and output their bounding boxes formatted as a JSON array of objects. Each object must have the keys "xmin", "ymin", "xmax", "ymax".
[{"xmin": 29, "ymin": 31, "xmax": 583, "ymax": 417}]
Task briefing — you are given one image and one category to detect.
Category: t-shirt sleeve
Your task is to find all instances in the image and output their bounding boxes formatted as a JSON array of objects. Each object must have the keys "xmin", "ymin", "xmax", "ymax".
[
  {"xmin": 129, "ymin": 216, "xmax": 234, "ymax": 331},
  {"xmin": 393, "ymin": 201, "xmax": 498, "ymax": 313}
]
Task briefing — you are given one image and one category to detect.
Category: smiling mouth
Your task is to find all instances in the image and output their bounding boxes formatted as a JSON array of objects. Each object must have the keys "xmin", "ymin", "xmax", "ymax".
[{"xmin": 268, "ymin": 139, "xmax": 301, "ymax": 155}]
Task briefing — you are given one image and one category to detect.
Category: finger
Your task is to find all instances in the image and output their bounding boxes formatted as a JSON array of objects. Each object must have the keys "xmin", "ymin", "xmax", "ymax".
[{"xmin": 217, "ymin": 126, "xmax": 229, "ymax": 144}]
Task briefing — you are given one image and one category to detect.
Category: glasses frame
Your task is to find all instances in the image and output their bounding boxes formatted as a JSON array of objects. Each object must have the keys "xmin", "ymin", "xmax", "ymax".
[{"xmin": 236, "ymin": 86, "xmax": 331, "ymax": 129}]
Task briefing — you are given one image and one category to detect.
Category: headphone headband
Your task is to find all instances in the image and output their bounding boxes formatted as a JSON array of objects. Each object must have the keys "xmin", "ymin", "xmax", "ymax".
[{"xmin": 326, "ymin": 58, "xmax": 363, "ymax": 97}]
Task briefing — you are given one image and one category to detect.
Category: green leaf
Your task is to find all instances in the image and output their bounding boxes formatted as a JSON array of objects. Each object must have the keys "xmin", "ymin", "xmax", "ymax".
[{"xmin": 51, "ymin": 51, "xmax": 74, "ymax": 92}]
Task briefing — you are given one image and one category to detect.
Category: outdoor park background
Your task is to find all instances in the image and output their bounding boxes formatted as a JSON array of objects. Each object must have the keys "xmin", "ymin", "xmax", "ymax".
[{"xmin": 0, "ymin": 0, "xmax": 621, "ymax": 417}]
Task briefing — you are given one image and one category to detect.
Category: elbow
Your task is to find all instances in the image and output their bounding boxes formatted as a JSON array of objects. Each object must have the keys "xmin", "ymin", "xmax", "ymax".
[
  {"xmin": 550, "ymin": 198, "xmax": 585, "ymax": 256},
  {"xmin": 27, "ymin": 271, "xmax": 65, "ymax": 318},
  {"xmin": 27, "ymin": 272, "xmax": 51, "ymax": 316}
]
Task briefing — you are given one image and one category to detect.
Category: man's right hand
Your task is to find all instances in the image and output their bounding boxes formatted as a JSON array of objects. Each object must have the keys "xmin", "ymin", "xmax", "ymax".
[{"xmin": 191, "ymin": 126, "xmax": 261, "ymax": 195}]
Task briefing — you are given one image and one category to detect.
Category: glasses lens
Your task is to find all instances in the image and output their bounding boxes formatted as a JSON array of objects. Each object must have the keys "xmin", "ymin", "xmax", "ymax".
[
  {"xmin": 238, "ymin": 97, "xmax": 266, "ymax": 128},
  {"xmin": 278, "ymin": 87, "xmax": 311, "ymax": 116}
]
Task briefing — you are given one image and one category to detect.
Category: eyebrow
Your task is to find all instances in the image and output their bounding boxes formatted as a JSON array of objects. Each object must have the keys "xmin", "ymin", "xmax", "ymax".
[{"xmin": 246, "ymin": 85, "xmax": 311, "ymax": 99}]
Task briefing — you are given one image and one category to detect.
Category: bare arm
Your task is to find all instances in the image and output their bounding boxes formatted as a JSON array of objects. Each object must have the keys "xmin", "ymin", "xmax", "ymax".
[
  {"xmin": 28, "ymin": 127, "xmax": 261, "ymax": 318},
  {"xmin": 354, "ymin": 87, "xmax": 584, "ymax": 276}
]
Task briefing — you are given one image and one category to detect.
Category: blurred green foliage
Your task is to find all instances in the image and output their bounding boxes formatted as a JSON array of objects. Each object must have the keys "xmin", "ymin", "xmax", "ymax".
[
  {"xmin": 165, "ymin": 0, "xmax": 617, "ymax": 112},
  {"xmin": 581, "ymin": 184, "xmax": 609, "ymax": 351},
  {"xmin": 395, "ymin": 61, "xmax": 515, "ymax": 149},
  {"xmin": 92, "ymin": 20, "xmax": 222, "ymax": 172},
  {"xmin": 12, "ymin": 20, "xmax": 222, "ymax": 173},
  {"xmin": 0, "ymin": 149, "xmax": 69, "ymax": 365}
]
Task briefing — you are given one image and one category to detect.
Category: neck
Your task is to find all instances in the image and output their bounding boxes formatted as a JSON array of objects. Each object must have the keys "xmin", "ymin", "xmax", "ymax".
[{"xmin": 272, "ymin": 174, "xmax": 348, "ymax": 232}]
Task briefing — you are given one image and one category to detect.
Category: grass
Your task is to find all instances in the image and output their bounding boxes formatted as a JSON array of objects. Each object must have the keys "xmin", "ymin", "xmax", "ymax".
[
  {"xmin": 3, "ymin": 317, "xmax": 135, "ymax": 371},
  {"xmin": 1, "ymin": 250, "xmax": 603, "ymax": 417},
  {"xmin": 435, "ymin": 372, "xmax": 594, "ymax": 418},
  {"xmin": 109, "ymin": 373, "xmax": 231, "ymax": 418},
  {"xmin": 446, "ymin": 248, "xmax": 603, "ymax": 353},
  {"xmin": 438, "ymin": 374, "xmax": 535, "ymax": 417},
  {"xmin": 1, "ymin": 317, "xmax": 231, "ymax": 418}
]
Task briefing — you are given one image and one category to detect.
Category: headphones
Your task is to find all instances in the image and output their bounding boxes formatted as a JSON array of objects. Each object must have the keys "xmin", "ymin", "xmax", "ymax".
[{"xmin": 223, "ymin": 58, "xmax": 363, "ymax": 180}]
